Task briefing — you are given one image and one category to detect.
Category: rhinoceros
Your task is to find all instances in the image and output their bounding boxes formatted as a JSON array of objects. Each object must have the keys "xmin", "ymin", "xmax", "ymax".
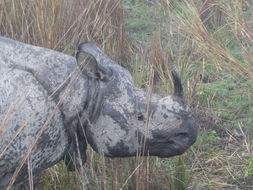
[{"xmin": 0, "ymin": 37, "xmax": 198, "ymax": 188}]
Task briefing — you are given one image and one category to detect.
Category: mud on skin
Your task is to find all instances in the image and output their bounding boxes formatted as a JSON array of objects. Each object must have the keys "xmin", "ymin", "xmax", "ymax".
[{"xmin": 0, "ymin": 37, "xmax": 198, "ymax": 188}]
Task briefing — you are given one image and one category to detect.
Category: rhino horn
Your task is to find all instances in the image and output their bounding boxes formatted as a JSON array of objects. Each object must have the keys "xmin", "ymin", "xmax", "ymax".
[{"xmin": 172, "ymin": 70, "xmax": 183, "ymax": 99}]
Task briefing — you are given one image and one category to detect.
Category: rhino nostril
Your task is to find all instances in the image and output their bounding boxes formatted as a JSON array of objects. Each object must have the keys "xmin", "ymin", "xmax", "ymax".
[
  {"xmin": 137, "ymin": 113, "xmax": 144, "ymax": 121},
  {"xmin": 176, "ymin": 132, "xmax": 189, "ymax": 138}
]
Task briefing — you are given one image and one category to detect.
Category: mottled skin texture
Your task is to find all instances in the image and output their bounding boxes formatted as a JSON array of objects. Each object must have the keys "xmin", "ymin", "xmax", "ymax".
[{"xmin": 0, "ymin": 37, "xmax": 198, "ymax": 188}]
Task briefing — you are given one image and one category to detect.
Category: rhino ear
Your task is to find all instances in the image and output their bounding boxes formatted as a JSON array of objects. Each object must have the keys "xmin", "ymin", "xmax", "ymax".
[{"xmin": 76, "ymin": 42, "xmax": 113, "ymax": 81}]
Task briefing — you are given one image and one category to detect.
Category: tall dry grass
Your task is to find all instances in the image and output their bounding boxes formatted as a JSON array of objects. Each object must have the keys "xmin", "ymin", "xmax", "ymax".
[
  {"xmin": 169, "ymin": 0, "xmax": 253, "ymax": 79},
  {"xmin": 1, "ymin": 0, "xmax": 253, "ymax": 189},
  {"xmin": 0, "ymin": 0, "xmax": 129, "ymax": 60},
  {"xmin": 166, "ymin": 0, "xmax": 253, "ymax": 189}
]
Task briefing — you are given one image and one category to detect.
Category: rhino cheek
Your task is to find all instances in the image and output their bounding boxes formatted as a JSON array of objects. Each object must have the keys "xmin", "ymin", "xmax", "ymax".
[{"xmin": 86, "ymin": 114, "xmax": 130, "ymax": 156}]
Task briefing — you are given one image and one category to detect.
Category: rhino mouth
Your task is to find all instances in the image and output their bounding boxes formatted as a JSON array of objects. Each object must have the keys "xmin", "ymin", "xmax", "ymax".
[{"xmin": 143, "ymin": 134, "xmax": 192, "ymax": 158}]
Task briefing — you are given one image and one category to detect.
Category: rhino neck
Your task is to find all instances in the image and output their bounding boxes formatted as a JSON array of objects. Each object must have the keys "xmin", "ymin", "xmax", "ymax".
[
  {"xmin": 58, "ymin": 73, "xmax": 105, "ymax": 131},
  {"xmin": 83, "ymin": 78, "xmax": 105, "ymax": 123}
]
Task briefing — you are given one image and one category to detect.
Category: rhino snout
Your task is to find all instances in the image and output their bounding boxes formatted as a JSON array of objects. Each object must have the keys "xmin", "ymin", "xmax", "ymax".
[
  {"xmin": 147, "ymin": 116, "xmax": 198, "ymax": 158},
  {"xmin": 169, "ymin": 116, "xmax": 198, "ymax": 155}
]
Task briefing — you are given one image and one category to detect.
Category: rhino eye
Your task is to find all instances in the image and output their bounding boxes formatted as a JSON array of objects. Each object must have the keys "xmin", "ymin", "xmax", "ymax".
[{"xmin": 137, "ymin": 113, "xmax": 144, "ymax": 121}]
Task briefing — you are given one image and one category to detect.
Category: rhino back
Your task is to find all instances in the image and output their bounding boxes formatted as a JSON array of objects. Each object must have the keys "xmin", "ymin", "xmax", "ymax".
[
  {"xmin": 0, "ymin": 67, "xmax": 68, "ymax": 185},
  {"xmin": 0, "ymin": 37, "xmax": 77, "ymax": 94}
]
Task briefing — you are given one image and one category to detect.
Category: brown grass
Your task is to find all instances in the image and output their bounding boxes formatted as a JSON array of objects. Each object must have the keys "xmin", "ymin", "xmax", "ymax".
[
  {"xmin": 0, "ymin": 0, "xmax": 129, "ymax": 60},
  {"xmin": 170, "ymin": 0, "xmax": 253, "ymax": 79},
  {"xmin": 0, "ymin": 0, "xmax": 253, "ymax": 189}
]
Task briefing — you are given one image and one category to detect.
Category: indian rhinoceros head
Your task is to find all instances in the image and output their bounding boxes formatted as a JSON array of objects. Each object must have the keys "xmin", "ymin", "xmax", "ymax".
[{"xmin": 76, "ymin": 42, "xmax": 198, "ymax": 158}]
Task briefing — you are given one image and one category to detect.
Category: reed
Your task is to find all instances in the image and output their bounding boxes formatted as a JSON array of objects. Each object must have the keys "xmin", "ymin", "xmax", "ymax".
[{"xmin": 0, "ymin": 0, "xmax": 252, "ymax": 189}]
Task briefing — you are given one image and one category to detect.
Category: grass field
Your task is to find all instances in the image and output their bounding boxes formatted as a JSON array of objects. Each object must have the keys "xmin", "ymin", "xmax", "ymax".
[{"xmin": 0, "ymin": 0, "xmax": 253, "ymax": 189}]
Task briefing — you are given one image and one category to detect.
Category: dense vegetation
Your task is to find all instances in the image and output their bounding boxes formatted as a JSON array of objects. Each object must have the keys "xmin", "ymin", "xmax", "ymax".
[{"xmin": 0, "ymin": 0, "xmax": 252, "ymax": 189}]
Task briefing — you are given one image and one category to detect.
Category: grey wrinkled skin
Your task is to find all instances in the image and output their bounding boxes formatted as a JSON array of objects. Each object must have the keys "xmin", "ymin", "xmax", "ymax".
[{"xmin": 0, "ymin": 37, "xmax": 198, "ymax": 188}]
